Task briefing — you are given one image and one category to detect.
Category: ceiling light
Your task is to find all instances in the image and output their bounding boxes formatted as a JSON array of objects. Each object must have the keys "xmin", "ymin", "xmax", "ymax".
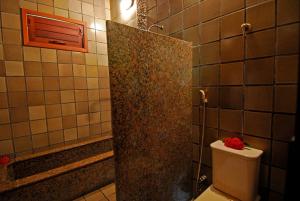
[{"xmin": 120, "ymin": 0, "xmax": 134, "ymax": 10}]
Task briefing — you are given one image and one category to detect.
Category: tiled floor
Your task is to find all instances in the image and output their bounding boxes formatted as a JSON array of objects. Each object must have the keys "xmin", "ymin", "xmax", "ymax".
[{"xmin": 73, "ymin": 183, "xmax": 116, "ymax": 201}]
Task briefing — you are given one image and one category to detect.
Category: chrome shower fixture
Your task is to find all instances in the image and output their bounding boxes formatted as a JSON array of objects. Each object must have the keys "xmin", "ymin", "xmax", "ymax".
[
  {"xmin": 199, "ymin": 89, "xmax": 208, "ymax": 103},
  {"xmin": 147, "ymin": 24, "xmax": 164, "ymax": 31},
  {"xmin": 241, "ymin": 22, "xmax": 252, "ymax": 36},
  {"xmin": 194, "ymin": 89, "xmax": 208, "ymax": 198}
]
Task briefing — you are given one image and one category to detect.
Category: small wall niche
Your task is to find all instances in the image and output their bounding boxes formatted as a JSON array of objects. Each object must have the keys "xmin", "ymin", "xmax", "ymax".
[{"xmin": 21, "ymin": 8, "xmax": 88, "ymax": 52}]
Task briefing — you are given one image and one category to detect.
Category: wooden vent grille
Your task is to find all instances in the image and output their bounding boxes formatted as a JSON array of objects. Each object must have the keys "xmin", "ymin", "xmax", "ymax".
[{"xmin": 22, "ymin": 9, "xmax": 88, "ymax": 52}]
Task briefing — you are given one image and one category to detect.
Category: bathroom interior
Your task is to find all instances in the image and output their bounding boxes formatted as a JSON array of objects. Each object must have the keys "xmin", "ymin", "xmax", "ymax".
[{"xmin": 0, "ymin": 0, "xmax": 299, "ymax": 200}]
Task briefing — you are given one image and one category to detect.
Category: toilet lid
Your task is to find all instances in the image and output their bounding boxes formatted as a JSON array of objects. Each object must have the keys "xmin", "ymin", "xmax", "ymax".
[{"xmin": 194, "ymin": 185, "xmax": 239, "ymax": 201}]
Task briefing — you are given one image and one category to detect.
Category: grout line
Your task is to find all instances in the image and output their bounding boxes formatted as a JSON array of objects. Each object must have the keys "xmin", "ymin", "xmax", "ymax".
[
  {"xmin": 267, "ymin": 0, "xmax": 279, "ymax": 195},
  {"xmin": 100, "ymin": 189, "xmax": 110, "ymax": 201},
  {"xmin": 246, "ymin": 0, "xmax": 275, "ymax": 9},
  {"xmin": 217, "ymin": 5, "xmax": 221, "ymax": 142},
  {"xmin": 22, "ymin": 37, "xmax": 34, "ymax": 157},
  {"xmin": 242, "ymin": 0, "xmax": 247, "ymax": 139}
]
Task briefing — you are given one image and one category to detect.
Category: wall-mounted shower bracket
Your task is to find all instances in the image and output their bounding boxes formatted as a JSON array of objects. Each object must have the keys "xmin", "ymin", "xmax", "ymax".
[
  {"xmin": 199, "ymin": 89, "xmax": 208, "ymax": 103},
  {"xmin": 241, "ymin": 23, "xmax": 252, "ymax": 36}
]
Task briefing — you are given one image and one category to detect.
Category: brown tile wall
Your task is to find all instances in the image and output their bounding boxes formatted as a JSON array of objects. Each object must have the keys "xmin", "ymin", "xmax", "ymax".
[
  {"xmin": 146, "ymin": 0, "xmax": 299, "ymax": 200},
  {"xmin": 0, "ymin": 0, "xmax": 112, "ymax": 157}
]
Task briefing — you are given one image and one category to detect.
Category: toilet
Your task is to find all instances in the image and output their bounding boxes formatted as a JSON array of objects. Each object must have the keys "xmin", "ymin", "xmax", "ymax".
[{"xmin": 195, "ymin": 140, "xmax": 263, "ymax": 201}]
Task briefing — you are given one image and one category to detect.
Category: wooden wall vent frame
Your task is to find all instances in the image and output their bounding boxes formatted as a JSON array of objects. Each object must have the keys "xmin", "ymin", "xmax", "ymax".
[{"xmin": 22, "ymin": 8, "xmax": 88, "ymax": 52}]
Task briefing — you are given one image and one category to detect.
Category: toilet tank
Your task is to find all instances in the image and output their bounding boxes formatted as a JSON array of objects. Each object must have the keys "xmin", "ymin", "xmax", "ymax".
[{"xmin": 211, "ymin": 140, "xmax": 263, "ymax": 201}]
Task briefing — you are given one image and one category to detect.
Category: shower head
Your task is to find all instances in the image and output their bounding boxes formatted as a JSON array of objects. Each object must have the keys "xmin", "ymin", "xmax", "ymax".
[{"xmin": 147, "ymin": 24, "xmax": 164, "ymax": 31}]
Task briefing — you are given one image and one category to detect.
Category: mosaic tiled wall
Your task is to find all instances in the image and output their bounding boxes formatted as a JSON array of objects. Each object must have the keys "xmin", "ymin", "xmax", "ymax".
[
  {"xmin": 0, "ymin": 0, "xmax": 112, "ymax": 157},
  {"xmin": 145, "ymin": 0, "xmax": 299, "ymax": 200},
  {"xmin": 107, "ymin": 21, "xmax": 193, "ymax": 201}
]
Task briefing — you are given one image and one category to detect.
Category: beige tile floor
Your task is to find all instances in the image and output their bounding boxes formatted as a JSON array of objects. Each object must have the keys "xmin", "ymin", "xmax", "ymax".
[{"xmin": 73, "ymin": 183, "xmax": 116, "ymax": 201}]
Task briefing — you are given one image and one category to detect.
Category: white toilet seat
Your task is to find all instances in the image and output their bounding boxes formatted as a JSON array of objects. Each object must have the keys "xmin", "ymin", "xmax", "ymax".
[{"xmin": 194, "ymin": 185, "xmax": 260, "ymax": 201}]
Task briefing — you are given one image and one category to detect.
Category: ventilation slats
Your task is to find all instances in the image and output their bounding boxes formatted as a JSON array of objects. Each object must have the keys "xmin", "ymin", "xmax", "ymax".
[
  {"xmin": 31, "ymin": 15, "xmax": 81, "ymax": 30},
  {"xmin": 22, "ymin": 8, "xmax": 87, "ymax": 52},
  {"xmin": 33, "ymin": 22, "xmax": 82, "ymax": 37},
  {"xmin": 31, "ymin": 30, "xmax": 82, "ymax": 44}
]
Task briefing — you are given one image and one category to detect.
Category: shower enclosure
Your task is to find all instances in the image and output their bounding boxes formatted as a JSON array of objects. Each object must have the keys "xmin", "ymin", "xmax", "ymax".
[{"xmin": 107, "ymin": 21, "xmax": 193, "ymax": 201}]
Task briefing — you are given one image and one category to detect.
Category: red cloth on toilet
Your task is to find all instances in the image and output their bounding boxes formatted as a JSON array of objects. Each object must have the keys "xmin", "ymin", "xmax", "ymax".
[{"xmin": 223, "ymin": 137, "xmax": 244, "ymax": 150}]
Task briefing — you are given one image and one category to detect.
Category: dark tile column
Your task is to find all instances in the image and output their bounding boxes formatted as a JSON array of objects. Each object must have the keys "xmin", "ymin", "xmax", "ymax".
[
  {"xmin": 107, "ymin": 21, "xmax": 193, "ymax": 201},
  {"xmin": 137, "ymin": 0, "xmax": 147, "ymax": 30}
]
